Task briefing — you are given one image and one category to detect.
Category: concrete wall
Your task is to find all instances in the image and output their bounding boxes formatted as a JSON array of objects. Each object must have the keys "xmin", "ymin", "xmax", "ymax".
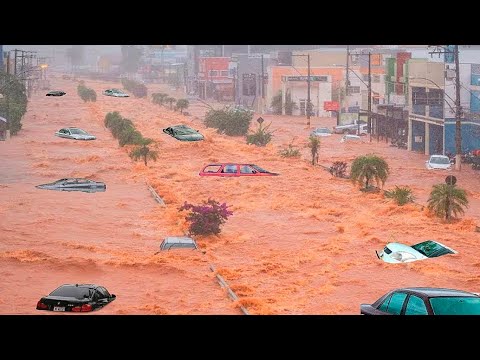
[
  {"xmin": 292, "ymin": 50, "xmax": 347, "ymax": 67},
  {"xmin": 286, "ymin": 78, "xmax": 332, "ymax": 117}
]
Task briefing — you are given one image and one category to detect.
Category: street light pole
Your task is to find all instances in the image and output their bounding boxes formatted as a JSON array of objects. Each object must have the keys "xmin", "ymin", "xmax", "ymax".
[
  {"xmin": 368, "ymin": 52, "xmax": 372, "ymax": 142},
  {"xmin": 307, "ymin": 53, "xmax": 311, "ymax": 127}
]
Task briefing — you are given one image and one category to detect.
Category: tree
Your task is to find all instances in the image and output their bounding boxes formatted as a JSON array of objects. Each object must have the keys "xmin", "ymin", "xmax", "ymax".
[
  {"xmin": 350, "ymin": 154, "xmax": 390, "ymax": 190},
  {"xmin": 166, "ymin": 97, "xmax": 176, "ymax": 110},
  {"xmin": 204, "ymin": 107, "xmax": 253, "ymax": 136},
  {"xmin": 384, "ymin": 186, "xmax": 415, "ymax": 206},
  {"xmin": 0, "ymin": 72, "xmax": 28, "ymax": 136},
  {"xmin": 427, "ymin": 184, "xmax": 468, "ymax": 221},
  {"xmin": 129, "ymin": 137, "xmax": 158, "ymax": 166},
  {"xmin": 176, "ymin": 99, "xmax": 189, "ymax": 114},
  {"xmin": 179, "ymin": 198, "xmax": 233, "ymax": 236},
  {"xmin": 308, "ymin": 136, "xmax": 320, "ymax": 165}
]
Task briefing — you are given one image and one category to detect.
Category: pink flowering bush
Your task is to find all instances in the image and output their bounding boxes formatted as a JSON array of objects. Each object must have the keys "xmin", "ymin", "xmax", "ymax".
[{"xmin": 179, "ymin": 199, "xmax": 233, "ymax": 236}]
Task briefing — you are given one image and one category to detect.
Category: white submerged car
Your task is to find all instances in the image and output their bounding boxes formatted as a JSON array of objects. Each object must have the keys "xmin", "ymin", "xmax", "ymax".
[
  {"xmin": 55, "ymin": 127, "xmax": 96, "ymax": 140},
  {"xmin": 103, "ymin": 89, "xmax": 129, "ymax": 97},
  {"xmin": 376, "ymin": 240, "xmax": 457, "ymax": 264},
  {"xmin": 426, "ymin": 155, "xmax": 452, "ymax": 170}
]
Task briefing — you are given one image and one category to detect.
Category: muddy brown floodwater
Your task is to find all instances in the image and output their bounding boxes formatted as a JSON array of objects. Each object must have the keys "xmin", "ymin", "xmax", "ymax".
[{"xmin": 1, "ymin": 77, "xmax": 480, "ymax": 315}]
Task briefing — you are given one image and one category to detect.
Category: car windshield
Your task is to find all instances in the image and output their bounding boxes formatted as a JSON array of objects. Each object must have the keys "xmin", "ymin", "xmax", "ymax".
[
  {"xmin": 430, "ymin": 156, "xmax": 450, "ymax": 164},
  {"xmin": 251, "ymin": 164, "xmax": 269, "ymax": 173},
  {"xmin": 69, "ymin": 128, "xmax": 87, "ymax": 135},
  {"xmin": 50, "ymin": 286, "xmax": 91, "ymax": 299},
  {"xmin": 383, "ymin": 246, "xmax": 392, "ymax": 254},
  {"xmin": 314, "ymin": 128, "xmax": 330, "ymax": 133},
  {"xmin": 411, "ymin": 240, "xmax": 454, "ymax": 258},
  {"xmin": 430, "ymin": 297, "xmax": 480, "ymax": 315},
  {"xmin": 174, "ymin": 127, "xmax": 197, "ymax": 135}
]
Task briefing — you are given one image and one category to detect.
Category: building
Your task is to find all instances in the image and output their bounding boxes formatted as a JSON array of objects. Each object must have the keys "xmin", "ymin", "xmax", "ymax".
[
  {"xmin": 198, "ymin": 57, "xmax": 233, "ymax": 101},
  {"xmin": 235, "ymin": 53, "xmax": 271, "ymax": 111}
]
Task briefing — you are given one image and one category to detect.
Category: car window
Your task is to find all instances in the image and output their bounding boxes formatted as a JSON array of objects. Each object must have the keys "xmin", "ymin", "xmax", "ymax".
[
  {"xmin": 222, "ymin": 165, "xmax": 237, "ymax": 173},
  {"xmin": 98, "ymin": 287, "xmax": 111, "ymax": 297},
  {"xmin": 430, "ymin": 156, "xmax": 450, "ymax": 164},
  {"xmin": 386, "ymin": 292, "xmax": 408, "ymax": 315},
  {"xmin": 411, "ymin": 240, "xmax": 455, "ymax": 258},
  {"xmin": 378, "ymin": 293, "xmax": 392, "ymax": 312},
  {"xmin": 50, "ymin": 286, "xmax": 91, "ymax": 299},
  {"xmin": 203, "ymin": 165, "xmax": 222, "ymax": 173},
  {"xmin": 430, "ymin": 297, "xmax": 480, "ymax": 315},
  {"xmin": 251, "ymin": 164, "xmax": 268, "ymax": 173},
  {"xmin": 240, "ymin": 165, "xmax": 255, "ymax": 174},
  {"xmin": 405, "ymin": 295, "xmax": 428, "ymax": 315}
]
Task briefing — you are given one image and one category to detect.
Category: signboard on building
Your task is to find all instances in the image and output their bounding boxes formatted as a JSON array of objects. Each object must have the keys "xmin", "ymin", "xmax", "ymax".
[
  {"xmin": 324, "ymin": 101, "xmax": 339, "ymax": 111},
  {"xmin": 282, "ymin": 76, "xmax": 328, "ymax": 82}
]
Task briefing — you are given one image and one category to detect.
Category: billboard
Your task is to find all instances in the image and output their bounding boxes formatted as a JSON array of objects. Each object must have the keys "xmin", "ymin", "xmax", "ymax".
[{"xmin": 324, "ymin": 101, "xmax": 339, "ymax": 111}]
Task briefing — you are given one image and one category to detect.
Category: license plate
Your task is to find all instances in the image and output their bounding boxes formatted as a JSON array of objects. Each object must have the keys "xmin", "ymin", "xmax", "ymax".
[{"xmin": 53, "ymin": 306, "xmax": 65, "ymax": 312}]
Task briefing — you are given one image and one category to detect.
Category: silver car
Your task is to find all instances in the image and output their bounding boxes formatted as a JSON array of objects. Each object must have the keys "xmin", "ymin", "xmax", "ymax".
[
  {"xmin": 55, "ymin": 127, "xmax": 96, "ymax": 140},
  {"xmin": 103, "ymin": 89, "xmax": 129, "ymax": 97},
  {"xmin": 425, "ymin": 155, "xmax": 452, "ymax": 170},
  {"xmin": 310, "ymin": 127, "xmax": 332, "ymax": 137},
  {"xmin": 36, "ymin": 178, "xmax": 106, "ymax": 193}
]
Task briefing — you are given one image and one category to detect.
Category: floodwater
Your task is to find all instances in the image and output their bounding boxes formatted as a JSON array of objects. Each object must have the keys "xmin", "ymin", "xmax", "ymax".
[{"xmin": 1, "ymin": 77, "xmax": 480, "ymax": 315}]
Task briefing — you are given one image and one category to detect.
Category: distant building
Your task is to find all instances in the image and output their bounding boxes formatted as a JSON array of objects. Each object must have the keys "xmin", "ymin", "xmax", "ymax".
[{"xmin": 198, "ymin": 57, "xmax": 233, "ymax": 101}]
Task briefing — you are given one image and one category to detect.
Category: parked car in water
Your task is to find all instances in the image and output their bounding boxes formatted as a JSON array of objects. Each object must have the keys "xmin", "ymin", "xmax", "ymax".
[
  {"xmin": 163, "ymin": 125, "xmax": 204, "ymax": 141},
  {"xmin": 361, "ymin": 287, "xmax": 480, "ymax": 315},
  {"xmin": 333, "ymin": 121, "xmax": 367, "ymax": 135},
  {"xmin": 36, "ymin": 284, "xmax": 116, "ymax": 313},
  {"xmin": 36, "ymin": 178, "xmax": 106, "ymax": 193},
  {"xmin": 425, "ymin": 155, "xmax": 452, "ymax": 170},
  {"xmin": 340, "ymin": 134, "xmax": 362, "ymax": 143},
  {"xmin": 103, "ymin": 88, "xmax": 129, "ymax": 97},
  {"xmin": 199, "ymin": 163, "xmax": 279, "ymax": 177},
  {"xmin": 46, "ymin": 90, "xmax": 66, "ymax": 96},
  {"xmin": 159, "ymin": 237, "xmax": 199, "ymax": 251},
  {"xmin": 376, "ymin": 239, "xmax": 457, "ymax": 264},
  {"xmin": 310, "ymin": 127, "xmax": 332, "ymax": 137},
  {"xmin": 55, "ymin": 127, "xmax": 96, "ymax": 140}
]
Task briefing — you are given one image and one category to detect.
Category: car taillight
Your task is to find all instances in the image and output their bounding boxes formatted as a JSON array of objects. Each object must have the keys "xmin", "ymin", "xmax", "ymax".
[
  {"xmin": 36, "ymin": 301, "xmax": 48, "ymax": 310},
  {"xmin": 72, "ymin": 306, "xmax": 82, "ymax": 312},
  {"xmin": 81, "ymin": 304, "xmax": 93, "ymax": 312}
]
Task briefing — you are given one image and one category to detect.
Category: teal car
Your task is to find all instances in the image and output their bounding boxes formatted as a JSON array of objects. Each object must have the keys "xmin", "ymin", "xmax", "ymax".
[
  {"xmin": 376, "ymin": 240, "xmax": 457, "ymax": 263},
  {"xmin": 162, "ymin": 125, "xmax": 204, "ymax": 141}
]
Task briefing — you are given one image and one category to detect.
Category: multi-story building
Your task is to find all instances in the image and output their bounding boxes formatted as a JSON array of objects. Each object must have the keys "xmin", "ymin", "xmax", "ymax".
[{"xmin": 198, "ymin": 57, "xmax": 234, "ymax": 101}]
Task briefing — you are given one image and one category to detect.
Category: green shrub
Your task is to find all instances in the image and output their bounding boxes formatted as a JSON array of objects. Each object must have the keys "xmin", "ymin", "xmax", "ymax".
[
  {"xmin": 152, "ymin": 93, "xmax": 168, "ymax": 105},
  {"xmin": 246, "ymin": 122, "xmax": 273, "ymax": 146},
  {"xmin": 204, "ymin": 107, "xmax": 253, "ymax": 136},
  {"xmin": 119, "ymin": 128, "xmax": 144, "ymax": 147},
  {"xmin": 384, "ymin": 186, "xmax": 415, "ymax": 206},
  {"xmin": 279, "ymin": 144, "xmax": 301, "ymax": 158},
  {"xmin": 77, "ymin": 84, "xmax": 97, "ymax": 102},
  {"xmin": 104, "ymin": 111, "xmax": 123, "ymax": 128},
  {"xmin": 176, "ymin": 99, "xmax": 189, "ymax": 114}
]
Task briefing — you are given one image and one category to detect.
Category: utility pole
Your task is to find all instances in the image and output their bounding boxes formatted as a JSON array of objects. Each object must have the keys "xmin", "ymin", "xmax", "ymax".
[
  {"xmin": 345, "ymin": 45, "xmax": 350, "ymax": 116},
  {"xmin": 14, "ymin": 49, "xmax": 19, "ymax": 75},
  {"xmin": 454, "ymin": 45, "xmax": 462, "ymax": 171},
  {"xmin": 307, "ymin": 53, "xmax": 311, "ymax": 127},
  {"xmin": 6, "ymin": 51, "xmax": 10, "ymax": 74},
  {"xmin": 368, "ymin": 52, "xmax": 372, "ymax": 142},
  {"xmin": 261, "ymin": 54, "xmax": 265, "ymax": 114},
  {"xmin": 428, "ymin": 45, "xmax": 462, "ymax": 170}
]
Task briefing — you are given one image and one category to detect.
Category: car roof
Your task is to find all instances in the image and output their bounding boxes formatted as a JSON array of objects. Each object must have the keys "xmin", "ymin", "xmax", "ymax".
[
  {"xmin": 430, "ymin": 155, "xmax": 448, "ymax": 158},
  {"xmin": 59, "ymin": 284, "xmax": 99, "ymax": 289},
  {"xmin": 162, "ymin": 237, "xmax": 197, "ymax": 244},
  {"xmin": 395, "ymin": 287, "xmax": 478, "ymax": 298},
  {"xmin": 204, "ymin": 163, "xmax": 257, "ymax": 166}
]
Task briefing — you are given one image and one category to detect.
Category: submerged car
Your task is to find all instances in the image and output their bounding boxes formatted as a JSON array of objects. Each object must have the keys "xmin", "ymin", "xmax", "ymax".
[
  {"xmin": 46, "ymin": 90, "xmax": 66, "ymax": 96},
  {"xmin": 340, "ymin": 134, "xmax": 362, "ymax": 143},
  {"xmin": 36, "ymin": 284, "xmax": 116, "ymax": 313},
  {"xmin": 426, "ymin": 155, "xmax": 452, "ymax": 170},
  {"xmin": 36, "ymin": 178, "xmax": 106, "ymax": 193},
  {"xmin": 159, "ymin": 237, "xmax": 199, "ymax": 251},
  {"xmin": 361, "ymin": 287, "xmax": 480, "ymax": 315},
  {"xmin": 103, "ymin": 88, "xmax": 129, "ymax": 97},
  {"xmin": 376, "ymin": 239, "xmax": 456, "ymax": 264},
  {"xmin": 199, "ymin": 163, "xmax": 279, "ymax": 177},
  {"xmin": 55, "ymin": 127, "xmax": 96, "ymax": 140},
  {"xmin": 163, "ymin": 125, "xmax": 204, "ymax": 141},
  {"xmin": 310, "ymin": 127, "xmax": 332, "ymax": 137}
]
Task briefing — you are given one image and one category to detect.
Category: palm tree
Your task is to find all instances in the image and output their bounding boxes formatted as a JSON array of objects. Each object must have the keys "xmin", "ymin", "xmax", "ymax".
[
  {"xmin": 129, "ymin": 137, "xmax": 158, "ymax": 166},
  {"xmin": 176, "ymin": 99, "xmax": 189, "ymax": 114},
  {"xmin": 350, "ymin": 154, "xmax": 389, "ymax": 190},
  {"xmin": 308, "ymin": 136, "xmax": 320, "ymax": 165},
  {"xmin": 427, "ymin": 184, "xmax": 468, "ymax": 221}
]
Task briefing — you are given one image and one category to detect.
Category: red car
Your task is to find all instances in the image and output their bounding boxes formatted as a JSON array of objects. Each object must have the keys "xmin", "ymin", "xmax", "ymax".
[{"xmin": 199, "ymin": 163, "xmax": 279, "ymax": 177}]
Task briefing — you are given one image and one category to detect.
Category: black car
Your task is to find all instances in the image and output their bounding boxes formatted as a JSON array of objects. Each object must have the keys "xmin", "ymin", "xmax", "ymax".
[
  {"xmin": 46, "ymin": 91, "xmax": 66, "ymax": 96},
  {"xmin": 36, "ymin": 284, "xmax": 116, "ymax": 312},
  {"xmin": 361, "ymin": 287, "xmax": 480, "ymax": 315}
]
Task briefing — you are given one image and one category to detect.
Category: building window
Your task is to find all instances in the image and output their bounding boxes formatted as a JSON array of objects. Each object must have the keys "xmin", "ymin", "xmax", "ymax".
[
  {"xmin": 348, "ymin": 86, "xmax": 360, "ymax": 94},
  {"xmin": 221, "ymin": 70, "xmax": 229, "ymax": 77},
  {"xmin": 242, "ymin": 73, "xmax": 256, "ymax": 96},
  {"xmin": 209, "ymin": 70, "xmax": 218, "ymax": 77},
  {"xmin": 471, "ymin": 90, "xmax": 480, "ymax": 113}
]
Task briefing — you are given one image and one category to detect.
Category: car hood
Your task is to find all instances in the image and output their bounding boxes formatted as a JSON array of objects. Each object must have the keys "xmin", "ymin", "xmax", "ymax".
[{"xmin": 377, "ymin": 242, "xmax": 427, "ymax": 263}]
